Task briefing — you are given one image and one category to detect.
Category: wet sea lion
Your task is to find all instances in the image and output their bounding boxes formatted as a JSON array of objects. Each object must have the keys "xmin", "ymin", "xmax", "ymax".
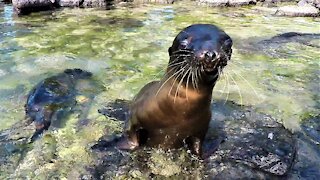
[
  {"xmin": 25, "ymin": 68, "xmax": 92, "ymax": 141},
  {"xmin": 100, "ymin": 24, "xmax": 233, "ymax": 157}
]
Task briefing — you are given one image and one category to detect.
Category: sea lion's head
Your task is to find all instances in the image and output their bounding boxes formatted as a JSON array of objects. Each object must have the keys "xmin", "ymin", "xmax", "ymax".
[
  {"xmin": 64, "ymin": 68, "xmax": 92, "ymax": 80},
  {"xmin": 168, "ymin": 24, "xmax": 232, "ymax": 85}
]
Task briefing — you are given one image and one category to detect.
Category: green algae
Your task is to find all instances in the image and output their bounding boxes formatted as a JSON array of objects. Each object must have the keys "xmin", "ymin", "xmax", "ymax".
[{"xmin": 0, "ymin": 1, "xmax": 319, "ymax": 178}]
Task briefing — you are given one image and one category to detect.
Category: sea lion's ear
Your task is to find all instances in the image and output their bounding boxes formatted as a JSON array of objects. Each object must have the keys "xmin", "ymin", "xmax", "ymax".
[{"xmin": 168, "ymin": 47, "xmax": 172, "ymax": 56}]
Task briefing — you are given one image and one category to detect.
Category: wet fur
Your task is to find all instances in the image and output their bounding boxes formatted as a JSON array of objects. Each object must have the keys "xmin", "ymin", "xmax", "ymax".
[{"xmin": 103, "ymin": 24, "xmax": 233, "ymax": 157}]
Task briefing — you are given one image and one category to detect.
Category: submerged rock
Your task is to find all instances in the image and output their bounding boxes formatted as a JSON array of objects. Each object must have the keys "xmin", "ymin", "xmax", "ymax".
[
  {"xmin": 93, "ymin": 100, "xmax": 296, "ymax": 178},
  {"xmin": 248, "ymin": 32, "xmax": 320, "ymax": 57}
]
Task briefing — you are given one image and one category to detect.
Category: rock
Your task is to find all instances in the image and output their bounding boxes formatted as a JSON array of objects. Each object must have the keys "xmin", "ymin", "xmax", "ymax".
[
  {"xmin": 12, "ymin": 0, "xmax": 55, "ymax": 15},
  {"xmin": 82, "ymin": 0, "xmax": 108, "ymax": 8},
  {"xmin": 197, "ymin": 0, "xmax": 256, "ymax": 7},
  {"xmin": 91, "ymin": 100, "xmax": 296, "ymax": 178},
  {"xmin": 198, "ymin": 0, "xmax": 229, "ymax": 6},
  {"xmin": 228, "ymin": 0, "xmax": 256, "ymax": 6},
  {"xmin": 132, "ymin": 0, "xmax": 175, "ymax": 4},
  {"xmin": 55, "ymin": 0, "xmax": 82, "ymax": 7},
  {"xmin": 275, "ymin": 4, "xmax": 320, "ymax": 16},
  {"xmin": 249, "ymin": 32, "xmax": 320, "ymax": 57},
  {"xmin": 298, "ymin": 0, "xmax": 320, "ymax": 9}
]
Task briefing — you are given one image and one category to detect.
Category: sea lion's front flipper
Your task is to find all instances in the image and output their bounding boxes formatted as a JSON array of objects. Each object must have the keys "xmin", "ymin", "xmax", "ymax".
[
  {"xmin": 185, "ymin": 137, "xmax": 203, "ymax": 157},
  {"xmin": 98, "ymin": 99, "xmax": 131, "ymax": 122},
  {"xmin": 91, "ymin": 132, "xmax": 139, "ymax": 151},
  {"xmin": 30, "ymin": 128, "xmax": 45, "ymax": 142}
]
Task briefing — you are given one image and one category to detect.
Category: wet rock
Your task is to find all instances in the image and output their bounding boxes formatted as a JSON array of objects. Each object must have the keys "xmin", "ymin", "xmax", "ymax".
[
  {"xmin": 2, "ymin": 0, "xmax": 12, "ymax": 4},
  {"xmin": 289, "ymin": 115, "xmax": 320, "ymax": 180},
  {"xmin": 205, "ymin": 101, "xmax": 296, "ymax": 177},
  {"xmin": 132, "ymin": 0, "xmax": 175, "ymax": 4},
  {"xmin": 275, "ymin": 4, "xmax": 320, "ymax": 16},
  {"xmin": 12, "ymin": 0, "xmax": 55, "ymax": 15},
  {"xmin": 300, "ymin": 114, "xmax": 320, "ymax": 145},
  {"xmin": 82, "ymin": 0, "xmax": 107, "ymax": 8},
  {"xmin": 91, "ymin": 100, "xmax": 296, "ymax": 178},
  {"xmin": 98, "ymin": 99, "xmax": 130, "ymax": 122},
  {"xmin": 0, "ymin": 123, "xmax": 35, "ymax": 178},
  {"xmin": 298, "ymin": 0, "xmax": 320, "ymax": 9},
  {"xmin": 55, "ymin": 0, "xmax": 82, "ymax": 7},
  {"xmin": 197, "ymin": 0, "xmax": 256, "ymax": 7}
]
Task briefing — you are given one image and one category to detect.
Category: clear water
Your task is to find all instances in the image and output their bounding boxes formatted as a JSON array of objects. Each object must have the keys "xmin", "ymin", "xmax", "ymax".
[{"xmin": 0, "ymin": 1, "xmax": 319, "ymax": 178}]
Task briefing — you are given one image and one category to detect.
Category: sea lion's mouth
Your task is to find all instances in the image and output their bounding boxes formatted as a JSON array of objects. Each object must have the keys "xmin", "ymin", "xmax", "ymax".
[{"xmin": 201, "ymin": 59, "xmax": 221, "ymax": 73}]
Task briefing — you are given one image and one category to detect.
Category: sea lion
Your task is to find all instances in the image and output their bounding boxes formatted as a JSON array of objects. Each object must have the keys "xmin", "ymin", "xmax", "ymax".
[
  {"xmin": 25, "ymin": 68, "xmax": 92, "ymax": 141},
  {"xmin": 101, "ymin": 24, "xmax": 233, "ymax": 157}
]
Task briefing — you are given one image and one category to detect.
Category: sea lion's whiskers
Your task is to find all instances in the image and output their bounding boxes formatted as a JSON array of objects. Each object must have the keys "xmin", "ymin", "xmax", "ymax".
[
  {"xmin": 218, "ymin": 69, "xmax": 228, "ymax": 98},
  {"xmin": 171, "ymin": 49, "xmax": 194, "ymax": 54},
  {"xmin": 228, "ymin": 71, "xmax": 243, "ymax": 105},
  {"xmin": 167, "ymin": 60, "xmax": 187, "ymax": 69},
  {"xmin": 195, "ymin": 67, "xmax": 201, "ymax": 91},
  {"xmin": 170, "ymin": 54, "xmax": 192, "ymax": 58},
  {"xmin": 161, "ymin": 66, "xmax": 180, "ymax": 80},
  {"xmin": 156, "ymin": 67, "xmax": 185, "ymax": 96},
  {"xmin": 174, "ymin": 66, "xmax": 191, "ymax": 103},
  {"xmin": 168, "ymin": 66, "xmax": 186, "ymax": 97},
  {"xmin": 186, "ymin": 67, "xmax": 193, "ymax": 101},
  {"xmin": 230, "ymin": 69, "xmax": 260, "ymax": 100},
  {"xmin": 191, "ymin": 68, "xmax": 196, "ymax": 90}
]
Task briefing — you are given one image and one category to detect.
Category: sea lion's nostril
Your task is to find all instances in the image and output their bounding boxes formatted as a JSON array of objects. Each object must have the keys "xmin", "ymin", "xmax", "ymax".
[{"xmin": 204, "ymin": 51, "xmax": 216, "ymax": 61}]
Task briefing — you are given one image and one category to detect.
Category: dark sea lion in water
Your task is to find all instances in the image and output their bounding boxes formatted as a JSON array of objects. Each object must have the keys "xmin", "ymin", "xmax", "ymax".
[
  {"xmin": 25, "ymin": 68, "xmax": 92, "ymax": 141},
  {"xmin": 98, "ymin": 24, "xmax": 233, "ymax": 157}
]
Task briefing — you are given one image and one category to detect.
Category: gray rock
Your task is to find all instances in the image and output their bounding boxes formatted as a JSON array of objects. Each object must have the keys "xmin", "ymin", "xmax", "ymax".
[
  {"xmin": 198, "ymin": 0, "xmax": 229, "ymax": 6},
  {"xmin": 55, "ymin": 0, "xmax": 82, "ymax": 7},
  {"xmin": 298, "ymin": 0, "xmax": 320, "ymax": 9},
  {"xmin": 229, "ymin": 0, "xmax": 256, "ymax": 6},
  {"xmin": 132, "ymin": 0, "xmax": 175, "ymax": 4},
  {"xmin": 12, "ymin": 0, "xmax": 55, "ymax": 15},
  {"xmin": 82, "ymin": 0, "xmax": 107, "ymax": 8},
  {"xmin": 275, "ymin": 4, "xmax": 320, "ymax": 16},
  {"xmin": 197, "ymin": 0, "xmax": 256, "ymax": 7}
]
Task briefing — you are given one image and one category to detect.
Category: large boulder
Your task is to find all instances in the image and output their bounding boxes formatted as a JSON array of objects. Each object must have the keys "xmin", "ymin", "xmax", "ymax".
[
  {"xmin": 12, "ymin": 0, "xmax": 55, "ymax": 15},
  {"xmin": 275, "ymin": 4, "xmax": 320, "ymax": 16}
]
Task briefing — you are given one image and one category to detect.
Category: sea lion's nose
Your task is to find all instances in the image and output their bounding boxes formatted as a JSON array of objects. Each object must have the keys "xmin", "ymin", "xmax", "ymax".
[{"xmin": 204, "ymin": 51, "xmax": 216, "ymax": 61}]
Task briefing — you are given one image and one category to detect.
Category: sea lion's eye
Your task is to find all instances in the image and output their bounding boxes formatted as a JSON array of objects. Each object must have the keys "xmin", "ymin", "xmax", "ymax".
[{"xmin": 180, "ymin": 39, "xmax": 189, "ymax": 48}]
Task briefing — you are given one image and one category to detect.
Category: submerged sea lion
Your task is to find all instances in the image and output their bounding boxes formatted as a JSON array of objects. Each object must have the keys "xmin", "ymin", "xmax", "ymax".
[
  {"xmin": 25, "ymin": 68, "xmax": 92, "ymax": 141},
  {"xmin": 100, "ymin": 24, "xmax": 233, "ymax": 157}
]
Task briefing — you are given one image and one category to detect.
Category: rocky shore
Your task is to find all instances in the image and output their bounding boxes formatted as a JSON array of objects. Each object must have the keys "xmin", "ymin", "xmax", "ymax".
[{"xmin": 2, "ymin": 0, "xmax": 318, "ymax": 16}]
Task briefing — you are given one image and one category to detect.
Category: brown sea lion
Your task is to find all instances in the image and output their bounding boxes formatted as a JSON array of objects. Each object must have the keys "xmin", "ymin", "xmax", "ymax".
[{"xmin": 101, "ymin": 24, "xmax": 233, "ymax": 157}]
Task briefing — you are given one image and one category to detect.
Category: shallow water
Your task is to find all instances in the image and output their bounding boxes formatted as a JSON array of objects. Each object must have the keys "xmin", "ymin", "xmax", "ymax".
[{"xmin": 0, "ymin": 1, "xmax": 319, "ymax": 178}]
